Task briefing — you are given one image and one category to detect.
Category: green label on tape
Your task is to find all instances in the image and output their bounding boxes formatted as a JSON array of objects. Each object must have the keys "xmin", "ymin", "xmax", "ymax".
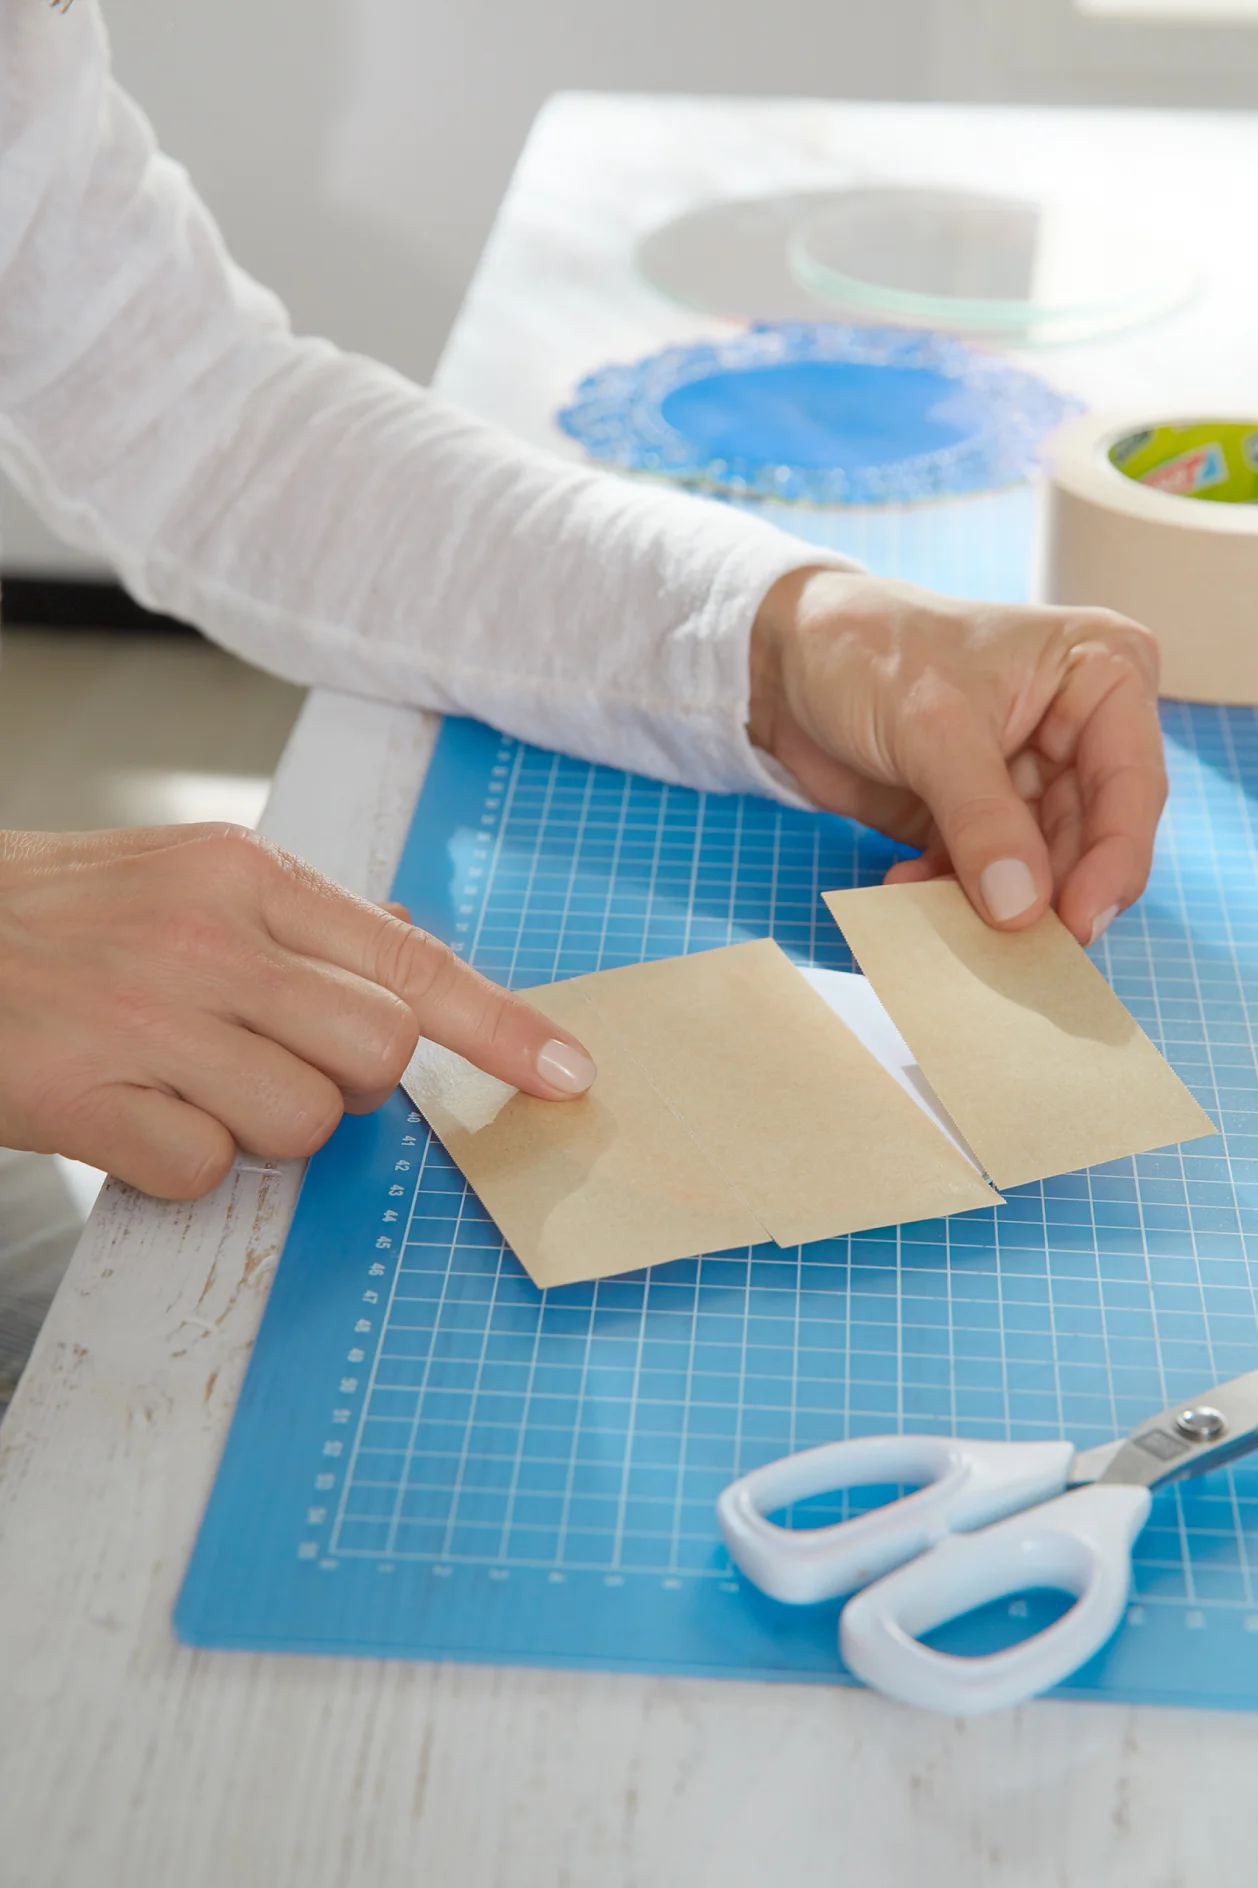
[{"xmin": 1109, "ymin": 421, "xmax": 1258, "ymax": 504}]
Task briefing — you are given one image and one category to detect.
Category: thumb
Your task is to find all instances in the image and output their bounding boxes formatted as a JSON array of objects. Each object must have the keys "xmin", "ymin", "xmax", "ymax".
[{"xmin": 902, "ymin": 702, "xmax": 1052, "ymax": 929}]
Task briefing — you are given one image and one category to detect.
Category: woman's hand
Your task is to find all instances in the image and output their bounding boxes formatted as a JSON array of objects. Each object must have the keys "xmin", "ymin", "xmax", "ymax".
[
  {"xmin": 750, "ymin": 568, "xmax": 1167, "ymax": 946},
  {"xmin": 0, "ymin": 825, "xmax": 595, "ymax": 1200}
]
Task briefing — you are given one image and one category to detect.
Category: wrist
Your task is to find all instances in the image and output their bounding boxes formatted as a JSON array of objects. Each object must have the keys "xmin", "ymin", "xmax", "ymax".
[{"xmin": 749, "ymin": 567, "xmax": 822, "ymax": 757}]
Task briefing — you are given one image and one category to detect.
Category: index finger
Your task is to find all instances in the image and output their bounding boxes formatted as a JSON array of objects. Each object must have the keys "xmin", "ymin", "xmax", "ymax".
[
  {"xmin": 261, "ymin": 855, "xmax": 597, "ymax": 1101},
  {"xmin": 1041, "ymin": 647, "xmax": 1167, "ymax": 944}
]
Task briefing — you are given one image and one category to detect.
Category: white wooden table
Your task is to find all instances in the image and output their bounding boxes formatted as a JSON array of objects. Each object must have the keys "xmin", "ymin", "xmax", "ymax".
[{"xmin": 5, "ymin": 96, "xmax": 1258, "ymax": 1888}]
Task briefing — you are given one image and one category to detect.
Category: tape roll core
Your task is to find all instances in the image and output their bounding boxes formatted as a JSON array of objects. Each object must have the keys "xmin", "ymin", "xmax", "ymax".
[{"xmin": 1041, "ymin": 410, "xmax": 1258, "ymax": 705}]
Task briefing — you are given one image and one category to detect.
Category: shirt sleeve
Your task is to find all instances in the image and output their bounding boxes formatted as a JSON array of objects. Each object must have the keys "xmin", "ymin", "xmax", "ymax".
[{"xmin": 0, "ymin": 1, "xmax": 855, "ymax": 804}]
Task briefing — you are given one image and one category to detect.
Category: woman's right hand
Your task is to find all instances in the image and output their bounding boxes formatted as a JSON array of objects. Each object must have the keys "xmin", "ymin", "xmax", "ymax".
[
  {"xmin": 750, "ymin": 569, "xmax": 1166, "ymax": 946},
  {"xmin": 0, "ymin": 824, "xmax": 595, "ymax": 1200}
]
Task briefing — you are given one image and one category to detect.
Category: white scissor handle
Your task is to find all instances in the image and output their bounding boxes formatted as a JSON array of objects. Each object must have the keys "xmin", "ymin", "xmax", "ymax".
[
  {"xmin": 839, "ymin": 1481, "xmax": 1153, "ymax": 1716},
  {"xmin": 717, "ymin": 1434, "xmax": 1076, "ymax": 1605}
]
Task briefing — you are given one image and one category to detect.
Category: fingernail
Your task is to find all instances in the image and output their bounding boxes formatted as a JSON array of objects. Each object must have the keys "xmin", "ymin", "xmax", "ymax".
[
  {"xmin": 536, "ymin": 1038, "xmax": 597, "ymax": 1095},
  {"xmin": 1089, "ymin": 904, "xmax": 1120, "ymax": 947},
  {"xmin": 979, "ymin": 857, "xmax": 1038, "ymax": 924}
]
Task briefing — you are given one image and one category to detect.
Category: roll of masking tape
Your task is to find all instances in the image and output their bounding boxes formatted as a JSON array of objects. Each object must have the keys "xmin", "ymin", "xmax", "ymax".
[{"xmin": 1040, "ymin": 410, "xmax": 1258, "ymax": 705}]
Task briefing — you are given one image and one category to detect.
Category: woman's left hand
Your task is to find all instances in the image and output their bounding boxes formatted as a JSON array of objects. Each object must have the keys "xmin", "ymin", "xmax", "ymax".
[{"xmin": 749, "ymin": 567, "xmax": 1167, "ymax": 946}]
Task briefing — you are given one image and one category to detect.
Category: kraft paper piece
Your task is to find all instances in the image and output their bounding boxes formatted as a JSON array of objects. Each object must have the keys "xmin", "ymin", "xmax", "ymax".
[
  {"xmin": 824, "ymin": 880, "xmax": 1216, "ymax": 1190},
  {"xmin": 404, "ymin": 995, "xmax": 763, "ymax": 1289},
  {"xmin": 403, "ymin": 937, "xmax": 997, "ymax": 1289}
]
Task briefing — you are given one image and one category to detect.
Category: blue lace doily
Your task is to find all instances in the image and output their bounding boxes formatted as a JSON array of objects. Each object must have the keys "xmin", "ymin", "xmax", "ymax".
[{"xmin": 557, "ymin": 323, "xmax": 1080, "ymax": 506}]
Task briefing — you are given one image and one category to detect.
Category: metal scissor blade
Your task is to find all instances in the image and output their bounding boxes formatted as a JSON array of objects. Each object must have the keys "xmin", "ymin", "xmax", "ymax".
[
  {"xmin": 1068, "ymin": 1438, "xmax": 1124, "ymax": 1484},
  {"xmin": 1079, "ymin": 1367, "xmax": 1258, "ymax": 1492}
]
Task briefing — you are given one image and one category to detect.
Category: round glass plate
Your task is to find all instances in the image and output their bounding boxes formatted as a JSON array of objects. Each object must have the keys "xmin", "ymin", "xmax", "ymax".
[
  {"xmin": 790, "ymin": 187, "xmax": 1198, "ymax": 347},
  {"xmin": 557, "ymin": 324, "xmax": 1081, "ymax": 507},
  {"xmin": 634, "ymin": 191, "xmax": 862, "ymax": 321}
]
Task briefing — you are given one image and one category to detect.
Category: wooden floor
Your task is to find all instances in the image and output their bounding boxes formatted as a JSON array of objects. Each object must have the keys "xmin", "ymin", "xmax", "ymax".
[{"xmin": 0, "ymin": 626, "xmax": 303, "ymax": 1412}]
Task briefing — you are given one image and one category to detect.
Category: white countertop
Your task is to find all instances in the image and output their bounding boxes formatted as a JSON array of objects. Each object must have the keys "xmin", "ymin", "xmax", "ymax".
[{"xmin": 4, "ymin": 94, "xmax": 1258, "ymax": 1888}]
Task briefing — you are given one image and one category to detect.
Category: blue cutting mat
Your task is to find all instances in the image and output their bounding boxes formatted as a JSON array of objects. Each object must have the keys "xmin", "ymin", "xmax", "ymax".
[{"xmin": 177, "ymin": 529, "xmax": 1258, "ymax": 1711}]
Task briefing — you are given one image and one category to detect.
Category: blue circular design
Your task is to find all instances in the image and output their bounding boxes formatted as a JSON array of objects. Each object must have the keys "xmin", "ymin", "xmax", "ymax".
[
  {"xmin": 658, "ymin": 361, "xmax": 990, "ymax": 471},
  {"xmin": 557, "ymin": 323, "xmax": 1081, "ymax": 507}
]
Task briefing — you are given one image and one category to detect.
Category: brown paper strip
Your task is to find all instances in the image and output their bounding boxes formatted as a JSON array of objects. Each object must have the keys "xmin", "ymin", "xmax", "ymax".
[
  {"xmin": 404, "ymin": 938, "xmax": 997, "ymax": 1288},
  {"xmin": 824, "ymin": 881, "xmax": 1215, "ymax": 1189}
]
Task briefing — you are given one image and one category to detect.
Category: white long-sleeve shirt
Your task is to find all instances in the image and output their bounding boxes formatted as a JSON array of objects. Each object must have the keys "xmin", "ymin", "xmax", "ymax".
[{"xmin": 0, "ymin": 0, "xmax": 850, "ymax": 804}]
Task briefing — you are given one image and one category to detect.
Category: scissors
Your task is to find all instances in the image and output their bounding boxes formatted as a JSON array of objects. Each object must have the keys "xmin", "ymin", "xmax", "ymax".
[{"xmin": 716, "ymin": 1367, "xmax": 1258, "ymax": 1716}]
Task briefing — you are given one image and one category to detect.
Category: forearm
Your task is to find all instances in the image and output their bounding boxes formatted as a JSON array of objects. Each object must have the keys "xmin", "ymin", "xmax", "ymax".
[
  {"xmin": 97, "ymin": 348, "xmax": 841, "ymax": 798},
  {"xmin": 0, "ymin": 0, "xmax": 849, "ymax": 800}
]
